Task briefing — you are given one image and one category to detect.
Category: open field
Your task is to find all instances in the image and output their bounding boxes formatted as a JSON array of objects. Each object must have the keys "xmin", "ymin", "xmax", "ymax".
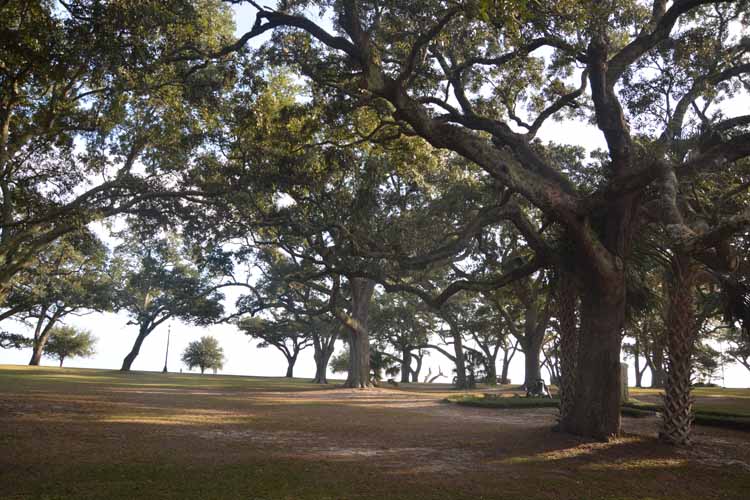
[{"xmin": 2, "ymin": 365, "xmax": 750, "ymax": 500}]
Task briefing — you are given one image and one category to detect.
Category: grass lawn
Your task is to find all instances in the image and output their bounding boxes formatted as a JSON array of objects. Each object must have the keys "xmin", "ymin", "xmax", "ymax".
[
  {"xmin": 2, "ymin": 365, "xmax": 750, "ymax": 500},
  {"xmin": 447, "ymin": 389, "xmax": 750, "ymax": 430}
]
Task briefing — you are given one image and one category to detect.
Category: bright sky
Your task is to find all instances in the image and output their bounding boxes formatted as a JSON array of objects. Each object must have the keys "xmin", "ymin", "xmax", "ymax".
[{"xmin": 2, "ymin": 3, "xmax": 749, "ymax": 389}]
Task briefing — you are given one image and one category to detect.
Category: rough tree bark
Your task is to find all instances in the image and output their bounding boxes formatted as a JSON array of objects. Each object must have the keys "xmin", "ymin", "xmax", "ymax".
[
  {"xmin": 312, "ymin": 332, "xmax": 337, "ymax": 384},
  {"xmin": 518, "ymin": 302, "xmax": 549, "ymax": 388},
  {"xmin": 341, "ymin": 277, "xmax": 376, "ymax": 388},
  {"xmin": 28, "ymin": 306, "xmax": 63, "ymax": 366},
  {"xmin": 312, "ymin": 349, "xmax": 332, "ymax": 383},
  {"xmin": 121, "ymin": 325, "xmax": 151, "ymax": 371},
  {"xmin": 650, "ymin": 344, "xmax": 667, "ymax": 388},
  {"xmin": 285, "ymin": 353, "xmax": 298, "ymax": 378},
  {"xmin": 521, "ymin": 336, "xmax": 543, "ymax": 388},
  {"xmin": 562, "ymin": 275, "xmax": 626, "ymax": 440},
  {"xmin": 557, "ymin": 270, "xmax": 579, "ymax": 429},
  {"xmin": 443, "ymin": 316, "xmax": 467, "ymax": 388},
  {"xmin": 400, "ymin": 348, "xmax": 412, "ymax": 383},
  {"xmin": 484, "ymin": 357, "xmax": 498, "ymax": 385},
  {"xmin": 411, "ymin": 350, "xmax": 424, "ymax": 382},
  {"xmin": 561, "ymin": 256, "xmax": 625, "ymax": 440},
  {"xmin": 660, "ymin": 253, "xmax": 698, "ymax": 445}
]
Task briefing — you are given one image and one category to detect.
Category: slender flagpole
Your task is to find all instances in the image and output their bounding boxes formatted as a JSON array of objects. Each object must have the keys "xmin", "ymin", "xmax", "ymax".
[{"xmin": 162, "ymin": 323, "xmax": 171, "ymax": 373}]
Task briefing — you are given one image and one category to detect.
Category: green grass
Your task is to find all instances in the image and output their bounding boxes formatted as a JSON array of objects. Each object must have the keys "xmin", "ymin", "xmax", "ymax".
[
  {"xmin": 622, "ymin": 398, "xmax": 750, "ymax": 431},
  {"xmin": 446, "ymin": 394, "xmax": 561, "ymax": 409},
  {"xmin": 630, "ymin": 387, "xmax": 750, "ymax": 416},
  {"xmin": 447, "ymin": 393, "xmax": 750, "ymax": 430},
  {"xmin": 3, "ymin": 365, "xmax": 750, "ymax": 500},
  {"xmin": 0, "ymin": 364, "xmax": 341, "ymax": 393}
]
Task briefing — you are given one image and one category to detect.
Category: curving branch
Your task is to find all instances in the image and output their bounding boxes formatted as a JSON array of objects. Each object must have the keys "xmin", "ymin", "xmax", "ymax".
[{"xmin": 607, "ymin": 0, "xmax": 735, "ymax": 85}]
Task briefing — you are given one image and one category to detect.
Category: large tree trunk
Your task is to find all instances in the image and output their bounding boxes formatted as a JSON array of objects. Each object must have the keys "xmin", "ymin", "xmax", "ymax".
[
  {"xmin": 562, "ymin": 280, "xmax": 625, "ymax": 440},
  {"xmin": 522, "ymin": 339, "xmax": 543, "ymax": 388},
  {"xmin": 346, "ymin": 329, "xmax": 370, "ymax": 387},
  {"xmin": 313, "ymin": 354, "xmax": 327, "ymax": 383},
  {"xmin": 313, "ymin": 344, "xmax": 334, "ymax": 384},
  {"xmin": 660, "ymin": 254, "xmax": 698, "ymax": 445},
  {"xmin": 651, "ymin": 347, "xmax": 667, "ymax": 388},
  {"xmin": 557, "ymin": 270, "xmax": 579, "ymax": 428},
  {"xmin": 29, "ymin": 342, "xmax": 45, "ymax": 366},
  {"xmin": 499, "ymin": 340, "xmax": 517, "ymax": 384},
  {"xmin": 285, "ymin": 354, "xmax": 297, "ymax": 378},
  {"xmin": 520, "ymin": 304, "xmax": 546, "ymax": 388},
  {"xmin": 500, "ymin": 354, "xmax": 511, "ymax": 385},
  {"xmin": 121, "ymin": 325, "xmax": 150, "ymax": 372},
  {"xmin": 28, "ymin": 307, "xmax": 60, "ymax": 366},
  {"xmin": 312, "ymin": 326, "xmax": 338, "ymax": 384},
  {"xmin": 484, "ymin": 356, "xmax": 498, "ymax": 385},
  {"xmin": 411, "ymin": 351, "xmax": 423, "ymax": 382},
  {"xmin": 450, "ymin": 321, "xmax": 468, "ymax": 389},
  {"xmin": 400, "ymin": 348, "xmax": 412, "ymax": 383},
  {"xmin": 343, "ymin": 278, "xmax": 376, "ymax": 388}
]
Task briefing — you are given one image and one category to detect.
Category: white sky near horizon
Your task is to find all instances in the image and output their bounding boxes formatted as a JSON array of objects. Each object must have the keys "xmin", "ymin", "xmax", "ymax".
[{"xmin": 2, "ymin": 3, "xmax": 749, "ymax": 389}]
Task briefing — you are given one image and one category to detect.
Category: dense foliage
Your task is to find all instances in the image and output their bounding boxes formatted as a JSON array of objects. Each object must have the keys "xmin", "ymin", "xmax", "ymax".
[
  {"xmin": 2, "ymin": 0, "xmax": 750, "ymax": 447},
  {"xmin": 181, "ymin": 336, "xmax": 225, "ymax": 374}
]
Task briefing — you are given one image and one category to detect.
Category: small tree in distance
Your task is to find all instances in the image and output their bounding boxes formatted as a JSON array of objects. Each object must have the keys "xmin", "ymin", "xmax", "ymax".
[
  {"xmin": 43, "ymin": 326, "xmax": 96, "ymax": 367},
  {"xmin": 181, "ymin": 336, "xmax": 225, "ymax": 375}
]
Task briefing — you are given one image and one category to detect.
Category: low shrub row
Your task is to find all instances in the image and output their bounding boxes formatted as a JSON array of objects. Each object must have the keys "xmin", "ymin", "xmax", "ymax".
[{"xmin": 447, "ymin": 396, "xmax": 750, "ymax": 431}]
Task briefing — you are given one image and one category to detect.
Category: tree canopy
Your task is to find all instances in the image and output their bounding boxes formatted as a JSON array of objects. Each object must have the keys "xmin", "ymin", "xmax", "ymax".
[
  {"xmin": 43, "ymin": 325, "xmax": 96, "ymax": 367},
  {"xmin": 2, "ymin": 0, "xmax": 750, "ymax": 448},
  {"xmin": 181, "ymin": 336, "xmax": 225, "ymax": 374}
]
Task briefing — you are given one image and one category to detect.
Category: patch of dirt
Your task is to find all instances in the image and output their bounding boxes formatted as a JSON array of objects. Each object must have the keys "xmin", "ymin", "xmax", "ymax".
[
  {"xmin": 4, "ymin": 370, "xmax": 750, "ymax": 500},
  {"xmin": 196, "ymin": 426, "xmax": 482, "ymax": 474}
]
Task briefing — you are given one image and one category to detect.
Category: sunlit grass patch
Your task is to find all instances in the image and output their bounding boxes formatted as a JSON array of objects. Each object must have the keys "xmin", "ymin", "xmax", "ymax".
[
  {"xmin": 582, "ymin": 458, "xmax": 688, "ymax": 471},
  {"xmin": 445, "ymin": 394, "xmax": 560, "ymax": 409}
]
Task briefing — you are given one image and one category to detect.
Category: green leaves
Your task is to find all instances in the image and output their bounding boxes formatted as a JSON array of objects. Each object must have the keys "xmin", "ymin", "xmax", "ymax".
[
  {"xmin": 43, "ymin": 325, "xmax": 96, "ymax": 366},
  {"xmin": 0, "ymin": 0, "xmax": 237, "ymax": 294},
  {"xmin": 112, "ymin": 230, "xmax": 225, "ymax": 330},
  {"xmin": 181, "ymin": 335, "xmax": 224, "ymax": 373}
]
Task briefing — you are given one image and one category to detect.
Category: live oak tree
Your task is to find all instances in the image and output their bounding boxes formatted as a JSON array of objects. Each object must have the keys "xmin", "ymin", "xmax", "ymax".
[
  {"xmin": 0, "ymin": 0, "xmax": 236, "ymax": 300},
  {"xmin": 181, "ymin": 336, "xmax": 225, "ymax": 374},
  {"xmin": 239, "ymin": 314, "xmax": 314, "ymax": 377},
  {"xmin": 227, "ymin": 245, "xmax": 341, "ymax": 383},
  {"xmin": 330, "ymin": 344, "xmax": 400, "ymax": 383},
  {"xmin": 721, "ymin": 326, "xmax": 750, "ymax": 373},
  {"xmin": 181, "ymin": 72, "xmax": 512, "ymax": 388},
  {"xmin": 43, "ymin": 325, "xmax": 96, "ymax": 367},
  {"xmin": 370, "ymin": 292, "xmax": 434, "ymax": 383},
  {"xmin": 113, "ymin": 232, "xmax": 224, "ymax": 371},
  {"xmin": 0, "ymin": 332, "xmax": 31, "ymax": 349},
  {"xmin": 205, "ymin": 0, "xmax": 750, "ymax": 440},
  {"xmin": 1, "ymin": 229, "xmax": 113, "ymax": 365},
  {"xmin": 459, "ymin": 295, "xmax": 519, "ymax": 385},
  {"xmin": 719, "ymin": 234, "xmax": 750, "ymax": 368},
  {"xmin": 606, "ymin": 2, "xmax": 750, "ymax": 443},
  {"xmin": 692, "ymin": 342, "xmax": 721, "ymax": 384},
  {"xmin": 487, "ymin": 269, "xmax": 552, "ymax": 388}
]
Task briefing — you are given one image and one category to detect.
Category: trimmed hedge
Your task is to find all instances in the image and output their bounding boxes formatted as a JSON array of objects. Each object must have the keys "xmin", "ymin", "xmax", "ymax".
[
  {"xmin": 446, "ymin": 395, "xmax": 560, "ymax": 409},
  {"xmin": 447, "ymin": 396, "xmax": 750, "ymax": 431}
]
